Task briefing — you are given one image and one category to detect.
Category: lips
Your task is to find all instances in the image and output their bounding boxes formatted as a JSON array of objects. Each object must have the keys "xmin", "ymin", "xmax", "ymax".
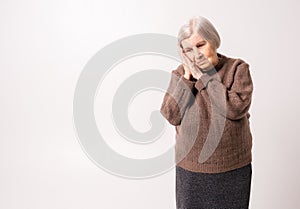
[
  {"xmin": 195, "ymin": 57, "xmax": 205, "ymax": 64},
  {"xmin": 195, "ymin": 61, "xmax": 203, "ymax": 66}
]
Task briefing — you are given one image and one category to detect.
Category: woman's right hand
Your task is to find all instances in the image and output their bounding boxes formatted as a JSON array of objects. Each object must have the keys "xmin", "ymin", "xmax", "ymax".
[
  {"xmin": 179, "ymin": 47, "xmax": 203, "ymax": 80},
  {"xmin": 183, "ymin": 64, "xmax": 192, "ymax": 80}
]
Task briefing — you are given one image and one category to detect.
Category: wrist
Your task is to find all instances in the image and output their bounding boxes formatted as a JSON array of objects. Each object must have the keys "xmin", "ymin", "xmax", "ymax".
[{"xmin": 183, "ymin": 73, "xmax": 191, "ymax": 80}]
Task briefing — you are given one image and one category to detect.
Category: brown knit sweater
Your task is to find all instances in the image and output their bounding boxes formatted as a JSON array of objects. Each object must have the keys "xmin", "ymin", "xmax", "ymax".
[{"xmin": 160, "ymin": 52, "xmax": 254, "ymax": 173}]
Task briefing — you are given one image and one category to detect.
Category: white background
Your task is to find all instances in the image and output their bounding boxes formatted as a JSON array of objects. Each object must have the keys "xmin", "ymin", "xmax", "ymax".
[{"xmin": 1, "ymin": 0, "xmax": 299, "ymax": 208}]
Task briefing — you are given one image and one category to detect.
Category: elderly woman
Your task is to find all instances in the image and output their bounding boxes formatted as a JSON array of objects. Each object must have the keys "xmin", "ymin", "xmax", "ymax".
[{"xmin": 160, "ymin": 16, "xmax": 254, "ymax": 209}]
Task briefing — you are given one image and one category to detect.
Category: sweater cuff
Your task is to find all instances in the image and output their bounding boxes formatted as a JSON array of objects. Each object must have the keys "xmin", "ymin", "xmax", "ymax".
[
  {"xmin": 195, "ymin": 71, "xmax": 221, "ymax": 91},
  {"xmin": 172, "ymin": 70, "xmax": 196, "ymax": 91},
  {"xmin": 166, "ymin": 71, "xmax": 196, "ymax": 119},
  {"xmin": 180, "ymin": 75, "xmax": 196, "ymax": 90},
  {"xmin": 169, "ymin": 73, "xmax": 195, "ymax": 103}
]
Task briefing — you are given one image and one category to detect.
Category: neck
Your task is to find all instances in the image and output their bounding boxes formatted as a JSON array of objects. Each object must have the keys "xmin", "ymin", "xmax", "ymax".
[{"xmin": 212, "ymin": 52, "xmax": 220, "ymax": 67}]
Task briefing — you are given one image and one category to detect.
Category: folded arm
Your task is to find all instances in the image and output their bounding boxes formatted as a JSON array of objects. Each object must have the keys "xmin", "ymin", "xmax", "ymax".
[
  {"xmin": 160, "ymin": 69, "xmax": 196, "ymax": 126},
  {"xmin": 195, "ymin": 62, "xmax": 253, "ymax": 120}
]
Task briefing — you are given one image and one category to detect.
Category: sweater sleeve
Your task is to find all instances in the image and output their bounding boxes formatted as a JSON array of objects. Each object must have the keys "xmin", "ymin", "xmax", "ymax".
[
  {"xmin": 160, "ymin": 69, "xmax": 196, "ymax": 126},
  {"xmin": 195, "ymin": 62, "xmax": 253, "ymax": 120}
]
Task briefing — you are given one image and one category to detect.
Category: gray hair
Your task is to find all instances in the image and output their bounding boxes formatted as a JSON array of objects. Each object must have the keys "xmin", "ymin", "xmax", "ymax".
[{"xmin": 178, "ymin": 16, "xmax": 221, "ymax": 50}]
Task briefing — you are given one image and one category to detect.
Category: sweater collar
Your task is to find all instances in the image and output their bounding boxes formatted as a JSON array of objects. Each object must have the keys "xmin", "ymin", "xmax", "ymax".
[
  {"xmin": 213, "ymin": 52, "xmax": 226, "ymax": 71},
  {"xmin": 204, "ymin": 52, "xmax": 226, "ymax": 75}
]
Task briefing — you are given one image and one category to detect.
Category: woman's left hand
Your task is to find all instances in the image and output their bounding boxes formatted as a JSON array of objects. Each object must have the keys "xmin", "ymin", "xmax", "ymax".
[
  {"xmin": 194, "ymin": 52, "xmax": 215, "ymax": 73},
  {"xmin": 179, "ymin": 48, "xmax": 203, "ymax": 80}
]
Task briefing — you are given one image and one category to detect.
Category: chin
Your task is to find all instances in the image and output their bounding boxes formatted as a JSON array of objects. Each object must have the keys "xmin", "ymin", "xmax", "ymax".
[{"xmin": 206, "ymin": 57, "xmax": 213, "ymax": 64}]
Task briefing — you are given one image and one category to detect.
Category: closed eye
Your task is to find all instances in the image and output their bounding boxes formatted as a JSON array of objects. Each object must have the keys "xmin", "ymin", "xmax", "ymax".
[{"xmin": 183, "ymin": 49, "xmax": 192, "ymax": 53}]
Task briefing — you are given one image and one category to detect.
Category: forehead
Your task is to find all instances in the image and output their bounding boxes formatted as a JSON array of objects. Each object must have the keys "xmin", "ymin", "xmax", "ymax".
[{"xmin": 181, "ymin": 33, "xmax": 205, "ymax": 47}]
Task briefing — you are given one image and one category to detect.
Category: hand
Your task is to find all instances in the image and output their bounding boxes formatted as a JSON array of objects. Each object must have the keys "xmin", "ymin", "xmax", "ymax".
[
  {"xmin": 179, "ymin": 47, "xmax": 203, "ymax": 80},
  {"xmin": 194, "ymin": 52, "xmax": 215, "ymax": 73}
]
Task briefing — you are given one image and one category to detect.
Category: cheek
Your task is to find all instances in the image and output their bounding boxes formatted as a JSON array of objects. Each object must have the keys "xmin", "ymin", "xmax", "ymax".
[
  {"xmin": 202, "ymin": 47, "xmax": 214, "ymax": 58},
  {"xmin": 186, "ymin": 53, "xmax": 194, "ymax": 60}
]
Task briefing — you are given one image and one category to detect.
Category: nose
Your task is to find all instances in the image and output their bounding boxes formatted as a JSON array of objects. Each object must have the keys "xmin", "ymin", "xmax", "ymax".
[
  {"xmin": 192, "ymin": 47, "xmax": 202, "ymax": 61},
  {"xmin": 192, "ymin": 46, "xmax": 199, "ymax": 54}
]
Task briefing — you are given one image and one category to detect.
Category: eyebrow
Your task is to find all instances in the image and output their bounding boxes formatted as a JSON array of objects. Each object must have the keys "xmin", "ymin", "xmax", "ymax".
[{"xmin": 183, "ymin": 41, "xmax": 206, "ymax": 49}]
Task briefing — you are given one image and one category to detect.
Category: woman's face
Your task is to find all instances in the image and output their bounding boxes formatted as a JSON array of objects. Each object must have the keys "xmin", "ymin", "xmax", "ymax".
[{"xmin": 181, "ymin": 33, "xmax": 218, "ymax": 70}]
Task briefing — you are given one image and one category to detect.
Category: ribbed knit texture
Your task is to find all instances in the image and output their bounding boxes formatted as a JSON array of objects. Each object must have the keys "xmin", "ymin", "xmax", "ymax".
[{"xmin": 160, "ymin": 52, "xmax": 254, "ymax": 173}]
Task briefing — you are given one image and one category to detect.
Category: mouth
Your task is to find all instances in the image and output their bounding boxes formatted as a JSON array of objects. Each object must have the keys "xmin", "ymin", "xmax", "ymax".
[
  {"xmin": 195, "ymin": 61, "xmax": 203, "ymax": 66},
  {"xmin": 195, "ymin": 58, "xmax": 205, "ymax": 64},
  {"xmin": 194, "ymin": 65, "xmax": 205, "ymax": 72}
]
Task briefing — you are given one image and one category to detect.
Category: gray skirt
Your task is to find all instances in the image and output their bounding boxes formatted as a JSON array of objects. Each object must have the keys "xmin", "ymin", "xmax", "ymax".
[{"xmin": 176, "ymin": 163, "xmax": 252, "ymax": 209}]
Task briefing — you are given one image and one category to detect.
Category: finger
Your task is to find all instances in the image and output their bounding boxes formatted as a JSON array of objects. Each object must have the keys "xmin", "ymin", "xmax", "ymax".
[
  {"xmin": 178, "ymin": 47, "xmax": 197, "ymax": 73},
  {"xmin": 181, "ymin": 53, "xmax": 192, "ymax": 69},
  {"xmin": 179, "ymin": 49, "xmax": 188, "ymax": 63},
  {"xmin": 183, "ymin": 54, "xmax": 194, "ymax": 69},
  {"xmin": 191, "ymin": 63, "xmax": 203, "ymax": 78}
]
